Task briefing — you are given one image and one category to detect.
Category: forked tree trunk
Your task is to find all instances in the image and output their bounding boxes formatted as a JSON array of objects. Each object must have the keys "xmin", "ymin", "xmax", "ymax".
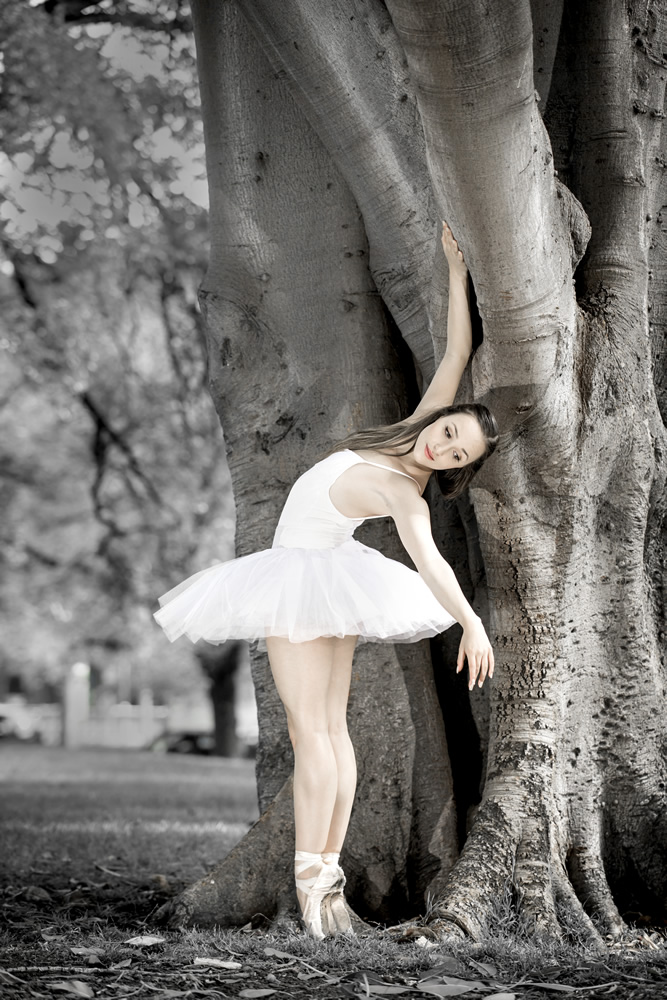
[
  {"xmin": 162, "ymin": 0, "xmax": 667, "ymax": 941},
  {"xmin": 165, "ymin": 0, "xmax": 459, "ymax": 929}
]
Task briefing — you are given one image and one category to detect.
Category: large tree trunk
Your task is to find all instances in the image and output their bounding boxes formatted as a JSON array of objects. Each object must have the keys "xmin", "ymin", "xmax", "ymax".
[
  {"xmin": 162, "ymin": 0, "xmax": 667, "ymax": 940},
  {"xmin": 163, "ymin": 0, "xmax": 458, "ymax": 929},
  {"xmin": 384, "ymin": 0, "xmax": 667, "ymax": 943}
]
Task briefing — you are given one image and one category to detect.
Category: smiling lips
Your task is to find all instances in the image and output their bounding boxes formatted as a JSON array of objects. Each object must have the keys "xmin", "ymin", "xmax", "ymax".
[{"xmin": 425, "ymin": 444, "xmax": 434, "ymax": 460}]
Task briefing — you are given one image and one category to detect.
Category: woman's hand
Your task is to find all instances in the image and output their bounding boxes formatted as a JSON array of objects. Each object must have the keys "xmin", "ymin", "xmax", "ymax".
[
  {"xmin": 441, "ymin": 221, "xmax": 468, "ymax": 282},
  {"xmin": 457, "ymin": 617, "xmax": 494, "ymax": 690}
]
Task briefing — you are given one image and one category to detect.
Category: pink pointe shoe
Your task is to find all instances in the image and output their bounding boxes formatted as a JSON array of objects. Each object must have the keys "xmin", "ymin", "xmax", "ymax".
[
  {"xmin": 321, "ymin": 851, "xmax": 354, "ymax": 937},
  {"xmin": 294, "ymin": 851, "xmax": 345, "ymax": 940}
]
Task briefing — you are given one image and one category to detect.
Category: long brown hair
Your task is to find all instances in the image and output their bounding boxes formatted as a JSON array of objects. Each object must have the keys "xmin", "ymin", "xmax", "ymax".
[{"xmin": 325, "ymin": 403, "xmax": 499, "ymax": 500}]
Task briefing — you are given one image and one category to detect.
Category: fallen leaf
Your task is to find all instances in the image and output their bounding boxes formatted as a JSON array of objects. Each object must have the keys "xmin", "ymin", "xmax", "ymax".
[
  {"xmin": 237, "ymin": 991, "xmax": 276, "ymax": 999},
  {"xmin": 50, "ymin": 980, "xmax": 95, "ymax": 998},
  {"xmin": 23, "ymin": 885, "xmax": 52, "ymax": 902},
  {"xmin": 415, "ymin": 936, "xmax": 439, "ymax": 949},
  {"xmin": 424, "ymin": 959, "xmax": 463, "ymax": 977},
  {"xmin": 263, "ymin": 947, "xmax": 295, "ymax": 960},
  {"xmin": 194, "ymin": 957, "xmax": 243, "ymax": 970},
  {"xmin": 0, "ymin": 971, "xmax": 24, "ymax": 984},
  {"xmin": 486, "ymin": 995, "xmax": 516, "ymax": 1000},
  {"xmin": 521, "ymin": 985, "xmax": 577, "ymax": 994},
  {"xmin": 468, "ymin": 960, "xmax": 498, "ymax": 978},
  {"xmin": 124, "ymin": 935, "xmax": 165, "ymax": 947},
  {"xmin": 440, "ymin": 979, "xmax": 480, "ymax": 987},
  {"xmin": 419, "ymin": 986, "xmax": 480, "ymax": 998},
  {"xmin": 263, "ymin": 946, "xmax": 325, "ymax": 975},
  {"xmin": 356, "ymin": 972, "xmax": 399, "ymax": 986},
  {"xmin": 110, "ymin": 959, "xmax": 133, "ymax": 969},
  {"xmin": 366, "ymin": 987, "xmax": 412, "ymax": 996},
  {"xmin": 71, "ymin": 947, "xmax": 104, "ymax": 957},
  {"xmin": 150, "ymin": 874, "xmax": 171, "ymax": 891}
]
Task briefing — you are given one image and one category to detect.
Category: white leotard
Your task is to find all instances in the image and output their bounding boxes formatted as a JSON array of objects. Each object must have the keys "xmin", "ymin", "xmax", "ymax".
[
  {"xmin": 272, "ymin": 449, "xmax": 421, "ymax": 550},
  {"xmin": 155, "ymin": 448, "xmax": 455, "ymax": 646}
]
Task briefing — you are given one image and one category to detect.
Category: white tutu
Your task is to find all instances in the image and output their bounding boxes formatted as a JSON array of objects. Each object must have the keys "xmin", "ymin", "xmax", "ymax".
[{"xmin": 154, "ymin": 538, "xmax": 455, "ymax": 646}]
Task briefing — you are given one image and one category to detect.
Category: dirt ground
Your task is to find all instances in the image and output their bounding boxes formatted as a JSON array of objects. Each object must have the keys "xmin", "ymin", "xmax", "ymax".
[{"xmin": 1, "ymin": 744, "xmax": 666, "ymax": 1000}]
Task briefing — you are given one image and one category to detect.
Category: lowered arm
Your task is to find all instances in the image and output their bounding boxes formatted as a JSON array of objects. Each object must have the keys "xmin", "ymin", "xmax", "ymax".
[{"xmin": 386, "ymin": 481, "xmax": 494, "ymax": 689}]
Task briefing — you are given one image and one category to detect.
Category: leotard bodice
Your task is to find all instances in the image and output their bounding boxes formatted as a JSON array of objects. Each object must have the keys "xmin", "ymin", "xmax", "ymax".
[
  {"xmin": 272, "ymin": 449, "xmax": 421, "ymax": 550},
  {"xmin": 155, "ymin": 448, "xmax": 455, "ymax": 647}
]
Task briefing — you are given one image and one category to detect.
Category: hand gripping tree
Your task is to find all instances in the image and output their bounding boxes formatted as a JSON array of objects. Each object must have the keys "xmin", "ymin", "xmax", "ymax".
[{"xmin": 162, "ymin": 0, "xmax": 667, "ymax": 943}]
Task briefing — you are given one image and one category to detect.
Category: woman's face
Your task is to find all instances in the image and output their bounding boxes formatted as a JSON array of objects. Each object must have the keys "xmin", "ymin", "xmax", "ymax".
[{"xmin": 414, "ymin": 414, "xmax": 487, "ymax": 470}]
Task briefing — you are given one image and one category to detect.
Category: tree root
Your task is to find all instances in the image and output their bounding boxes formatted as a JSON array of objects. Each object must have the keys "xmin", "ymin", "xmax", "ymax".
[
  {"xmin": 425, "ymin": 797, "xmax": 622, "ymax": 948},
  {"xmin": 567, "ymin": 844, "xmax": 625, "ymax": 939},
  {"xmin": 157, "ymin": 778, "xmax": 295, "ymax": 928}
]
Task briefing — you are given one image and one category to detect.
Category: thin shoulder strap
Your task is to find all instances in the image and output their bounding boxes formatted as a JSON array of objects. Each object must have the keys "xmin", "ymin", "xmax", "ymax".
[{"xmin": 359, "ymin": 457, "xmax": 421, "ymax": 490}]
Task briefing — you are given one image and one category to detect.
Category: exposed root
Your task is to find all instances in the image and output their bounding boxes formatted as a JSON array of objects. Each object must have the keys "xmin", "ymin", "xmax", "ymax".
[
  {"xmin": 158, "ymin": 779, "xmax": 296, "ymax": 928},
  {"xmin": 426, "ymin": 796, "xmax": 626, "ymax": 948},
  {"xmin": 427, "ymin": 799, "xmax": 518, "ymax": 941},
  {"xmin": 567, "ymin": 844, "xmax": 625, "ymax": 939},
  {"xmin": 266, "ymin": 908, "xmax": 301, "ymax": 935},
  {"xmin": 553, "ymin": 864, "xmax": 606, "ymax": 950},
  {"xmin": 383, "ymin": 917, "xmax": 459, "ymax": 943},
  {"xmin": 514, "ymin": 857, "xmax": 562, "ymax": 943},
  {"xmin": 346, "ymin": 901, "xmax": 373, "ymax": 936}
]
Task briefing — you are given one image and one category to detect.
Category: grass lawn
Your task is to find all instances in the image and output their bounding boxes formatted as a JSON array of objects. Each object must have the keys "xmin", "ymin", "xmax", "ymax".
[{"xmin": 1, "ymin": 744, "xmax": 666, "ymax": 1000}]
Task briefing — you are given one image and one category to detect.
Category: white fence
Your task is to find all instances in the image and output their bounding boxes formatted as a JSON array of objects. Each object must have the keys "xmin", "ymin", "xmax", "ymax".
[{"xmin": 1, "ymin": 661, "xmax": 257, "ymax": 751}]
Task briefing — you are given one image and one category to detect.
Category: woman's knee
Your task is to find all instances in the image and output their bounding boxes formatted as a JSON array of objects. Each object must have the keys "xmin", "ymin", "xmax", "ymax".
[
  {"xmin": 287, "ymin": 712, "xmax": 332, "ymax": 749},
  {"xmin": 327, "ymin": 719, "xmax": 352, "ymax": 749}
]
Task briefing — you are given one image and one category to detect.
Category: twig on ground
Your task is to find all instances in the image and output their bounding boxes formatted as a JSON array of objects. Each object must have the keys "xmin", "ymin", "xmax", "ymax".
[{"xmin": 94, "ymin": 862, "xmax": 140, "ymax": 883}]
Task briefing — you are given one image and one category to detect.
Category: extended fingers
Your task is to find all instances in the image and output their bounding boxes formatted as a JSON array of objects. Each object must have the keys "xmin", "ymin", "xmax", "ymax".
[
  {"xmin": 460, "ymin": 631, "xmax": 495, "ymax": 690},
  {"xmin": 441, "ymin": 221, "xmax": 463, "ymax": 257},
  {"xmin": 468, "ymin": 647, "xmax": 495, "ymax": 689},
  {"xmin": 468, "ymin": 651, "xmax": 479, "ymax": 690}
]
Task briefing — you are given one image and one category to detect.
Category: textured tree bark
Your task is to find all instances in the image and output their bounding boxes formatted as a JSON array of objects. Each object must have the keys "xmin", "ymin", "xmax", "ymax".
[
  {"xmin": 385, "ymin": 0, "xmax": 667, "ymax": 943},
  {"xmin": 161, "ymin": 0, "xmax": 458, "ymax": 929},
  {"xmin": 162, "ymin": 0, "xmax": 667, "ymax": 940},
  {"xmin": 233, "ymin": 0, "xmax": 439, "ymax": 377}
]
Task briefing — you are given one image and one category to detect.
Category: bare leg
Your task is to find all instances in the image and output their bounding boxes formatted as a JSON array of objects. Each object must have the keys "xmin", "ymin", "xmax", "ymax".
[
  {"xmin": 266, "ymin": 633, "xmax": 357, "ymax": 937},
  {"xmin": 324, "ymin": 634, "xmax": 358, "ymax": 853},
  {"xmin": 266, "ymin": 635, "xmax": 338, "ymax": 852}
]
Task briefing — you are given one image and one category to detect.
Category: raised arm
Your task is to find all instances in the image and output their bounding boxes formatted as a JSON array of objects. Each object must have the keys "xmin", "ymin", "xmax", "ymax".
[{"xmin": 411, "ymin": 222, "xmax": 472, "ymax": 419}]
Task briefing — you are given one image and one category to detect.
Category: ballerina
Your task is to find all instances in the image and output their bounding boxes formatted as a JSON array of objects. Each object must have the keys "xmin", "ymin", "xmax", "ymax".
[{"xmin": 154, "ymin": 222, "xmax": 499, "ymax": 939}]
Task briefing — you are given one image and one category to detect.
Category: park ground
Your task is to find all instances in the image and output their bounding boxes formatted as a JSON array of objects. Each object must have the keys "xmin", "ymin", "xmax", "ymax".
[{"xmin": 1, "ymin": 746, "xmax": 666, "ymax": 1000}]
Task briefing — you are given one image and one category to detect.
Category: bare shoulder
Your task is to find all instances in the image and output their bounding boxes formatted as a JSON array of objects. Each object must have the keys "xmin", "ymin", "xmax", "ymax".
[
  {"xmin": 329, "ymin": 457, "xmax": 425, "ymax": 520},
  {"xmin": 386, "ymin": 477, "xmax": 431, "ymax": 520}
]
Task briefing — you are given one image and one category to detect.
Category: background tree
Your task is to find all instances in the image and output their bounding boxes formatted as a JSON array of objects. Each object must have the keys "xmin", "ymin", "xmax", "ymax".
[
  {"xmin": 0, "ymin": 0, "xmax": 235, "ymax": 713},
  {"xmin": 162, "ymin": 0, "xmax": 667, "ymax": 946}
]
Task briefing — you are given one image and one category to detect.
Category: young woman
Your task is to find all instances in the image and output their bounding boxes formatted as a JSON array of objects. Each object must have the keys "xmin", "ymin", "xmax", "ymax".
[{"xmin": 154, "ymin": 223, "xmax": 499, "ymax": 940}]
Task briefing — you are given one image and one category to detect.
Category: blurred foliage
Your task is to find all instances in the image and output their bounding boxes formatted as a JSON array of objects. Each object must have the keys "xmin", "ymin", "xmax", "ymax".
[{"xmin": 0, "ymin": 0, "xmax": 235, "ymax": 703}]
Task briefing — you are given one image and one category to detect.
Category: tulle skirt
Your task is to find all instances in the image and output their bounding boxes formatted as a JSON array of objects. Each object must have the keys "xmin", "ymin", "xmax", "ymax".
[{"xmin": 154, "ymin": 538, "xmax": 455, "ymax": 646}]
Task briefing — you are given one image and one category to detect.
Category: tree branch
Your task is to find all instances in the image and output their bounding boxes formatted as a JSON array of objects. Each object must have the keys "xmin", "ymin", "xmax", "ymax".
[
  {"xmin": 79, "ymin": 391, "xmax": 164, "ymax": 509},
  {"xmin": 235, "ymin": 0, "xmax": 439, "ymax": 378},
  {"xmin": 39, "ymin": 1, "xmax": 192, "ymax": 33}
]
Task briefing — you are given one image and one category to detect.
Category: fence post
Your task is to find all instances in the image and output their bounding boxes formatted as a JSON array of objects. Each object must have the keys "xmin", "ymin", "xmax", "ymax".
[
  {"xmin": 63, "ymin": 662, "xmax": 90, "ymax": 748},
  {"xmin": 138, "ymin": 687, "xmax": 154, "ymax": 745}
]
